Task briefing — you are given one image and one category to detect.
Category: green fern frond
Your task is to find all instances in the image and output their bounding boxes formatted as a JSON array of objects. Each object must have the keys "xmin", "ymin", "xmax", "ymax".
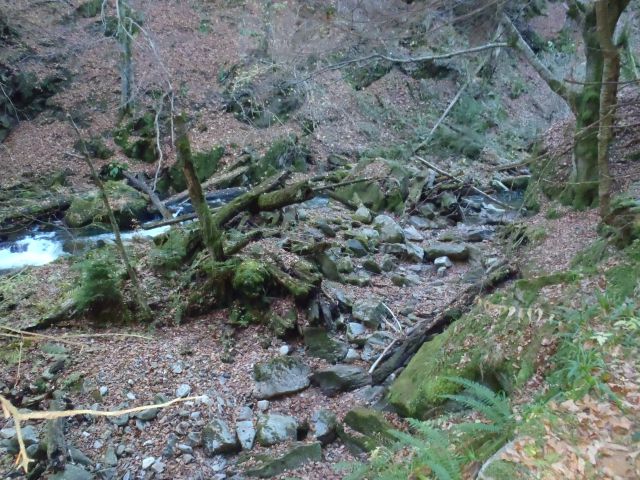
[{"xmin": 455, "ymin": 422, "xmax": 503, "ymax": 434}]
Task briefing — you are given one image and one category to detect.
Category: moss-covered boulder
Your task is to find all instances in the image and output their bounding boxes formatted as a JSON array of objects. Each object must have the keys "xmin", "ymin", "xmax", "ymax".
[
  {"xmin": 64, "ymin": 181, "xmax": 148, "ymax": 228},
  {"xmin": 253, "ymin": 356, "xmax": 311, "ymax": 399},
  {"xmin": 248, "ymin": 136, "xmax": 311, "ymax": 182},
  {"xmin": 343, "ymin": 408, "xmax": 396, "ymax": 443},
  {"xmin": 232, "ymin": 259, "xmax": 270, "ymax": 300},
  {"xmin": 160, "ymin": 146, "xmax": 225, "ymax": 194},
  {"xmin": 388, "ymin": 291, "xmax": 553, "ymax": 419},
  {"xmin": 303, "ymin": 327, "xmax": 348, "ymax": 363},
  {"xmin": 245, "ymin": 442, "xmax": 321, "ymax": 477}
]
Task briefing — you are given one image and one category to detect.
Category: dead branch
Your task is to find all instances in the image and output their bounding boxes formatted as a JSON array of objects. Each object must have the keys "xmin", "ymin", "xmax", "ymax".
[
  {"xmin": 122, "ymin": 170, "xmax": 172, "ymax": 219},
  {"xmin": 163, "ymin": 165, "xmax": 249, "ymax": 206},
  {"xmin": 413, "ymin": 156, "xmax": 513, "ymax": 210}
]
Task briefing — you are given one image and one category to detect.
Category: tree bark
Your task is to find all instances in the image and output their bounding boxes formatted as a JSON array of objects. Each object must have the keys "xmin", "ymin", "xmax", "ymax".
[
  {"xmin": 116, "ymin": 0, "xmax": 134, "ymax": 116},
  {"xmin": 596, "ymin": 0, "xmax": 630, "ymax": 218},
  {"xmin": 175, "ymin": 114, "xmax": 224, "ymax": 261},
  {"xmin": 122, "ymin": 171, "xmax": 172, "ymax": 219}
]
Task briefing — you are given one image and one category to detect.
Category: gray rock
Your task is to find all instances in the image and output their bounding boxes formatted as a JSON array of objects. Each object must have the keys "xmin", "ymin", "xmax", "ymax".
[
  {"xmin": 345, "ymin": 348, "xmax": 360, "ymax": 363},
  {"xmin": 68, "ymin": 446, "xmax": 93, "ymax": 466},
  {"xmin": 346, "ymin": 322, "xmax": 367, "ymax": 345},
  {"xmin": 344, "ymin": 272, "xmax": 371, "ymax": 287},
  {"xmin": 236, "ymin": 420, "xmax": 256, "ymax": 450},
  {"xmin": 237, "ymin": 406, "xmax": 253, "ymax": 421},
  {"xmin": 381, "ymin": 255, "xmax": 396, "ymax": 272},
  {"xmin": 256, "ymin": 414, "xmax": 298, "ymax": 446},
  {"xmin": 253, "ymin": 356, "xmax": 311, "ymax": 399},
  {"xmin": 171, "ymin": 362, "xmax": 184, "ymax": 374},
  {"xmin": 151, "ymin": 459, "xmax": 165, "ymax": 474},
  {"xmin": 135, "ymin": 407, "xmax": 159, "ymax": 421},
  {"xmin": 303, "ymin": 327, "xmax": 348, "ymax": 363},
  {"xmin": 362, "ymin": 331, "xmax": 395, "ymax": 362},
  {"xmin": 176, "ymin": 384, "xmax": 191, "ymax": 398},
  {"xmin": 403, "ymin": 225, "xmax": 424, "ymax": 241},
  {"xmin": 186, "ymin": 431, "xmax": 202, "ymax": 447},
  {"xmin": 424, "ymin": 242, "xmax": 469, "ymax": 261},
  {"xmin": 434, "ymin": 256, "xmax": 453, "ymax": 268},
  {"xmin": 50, "ymin": 464, "xmax": 94, "ymax": 480},
  {"xmin": 346, "ymin": 239, "xmax": 367, "ymax": 257},
  {"xmin": 103, "ymin": 446, "xmax": 118, "ymax": 467},
  {"xmin": 182, "ymin": 454, "xmax": 194, "ymax": 464},
  {"xmin": 355, "ymin": 385, "xmax": 386, "ymax": 405},
  {"xmin": 176, "ymin": 443, "xmax": 193, "ymax": 454},
  {"xmin": 373, "ymin": 215, "xmax": 405, "ymax": 243},
  {"xmin": 0, "ymin": 427, "xmax": 16, "ymax": 439},
  {"xmin": 391, "ymin": 273, "xmax": 420, "ymax": 287},
  {"xmin": 316, "ymin": 251, "xmax": 340, "ymax": 281},
  {"xmin": 311, "ymin": 409, "xmax": 338, "ymax": 445},
  {"xmin": 257, "ymin": 400, "xmax": 270, "ymax": 412},
  {"xmin": 245, "ymin": 442, "xmax": 322, "ymax": 478},
  {"xmin": 202, "ymin": 418, "xmax": 240, "ymax": 455},
  {"xmin": 437, "ymin": 266, "xmax": 447, "ymax": 277},
  {"xmin": 382, "ymin": 242, "xmax": 424, "ymax": 263},
  {"xmin": 141, "ymin": 457, "xmax": 155, "ymax": 469},
  {"xmin": 353, "ymin": 205, "xmax": 372, "ymax": 224},
  {"xmin": 351, "ymin": 299, "xmax": 384, "ymax": 328},
  {"xmin": 311, "ymin": 365, "xmax": 372, "ymax": 396},
  {"xmin": 21, "ymin": 425, "xmax": 38, "ymax": 446},
  {"xmin": 98, "ymin": 467, "xmax": 116, "ymax": 480},
  {"xmin": 278, "ymin": 345, "xmax": 290, "ymax": 356},
  {"xmin": 163, "ymin": 433, "xmax": 178, "ymax": 458},
  {"xmin": 98, "ymin": 386, "xmax": 109, "ymax": 397}
]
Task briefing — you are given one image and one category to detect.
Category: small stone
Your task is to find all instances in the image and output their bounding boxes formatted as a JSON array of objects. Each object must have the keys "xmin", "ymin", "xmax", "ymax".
[
  {"xmin": 336, "ymin": 256, "xmax": 354, "ymax": 274},
  {"xmin": 103, "ymin": 446, "xmax": 118, "ymax": 467},
  {"xmin": 126, "ymin": 392, "xmax": 136, "ymax": 401},
  {"xmin": 346, "ymin": 322, "xmax": 367, "ymax": 345},
  {"xmin": 171, "ymin": 363, "xmax": 184, "ymax": 374},
  {"xmin": 68, "ymin": 446, "xmax": 93, "ymax": 466},
  {"xmin": 186, "ymin": 431, "xmax": 202, "ymax": 447},
  {"xmin": 373, "ymin": 215, "xmax": 405, "ymax": 243},
  {"xmin": 381, "ymin": 255, "xmax": 396, "ymax": 272},
  {"xmin": 182, "ymin": 454, "xmax": 193, "ymax": 464},
  {"xmin": 362, "ymin": 258, "xmax": 382, "ymax": 274},
  {"xmin": 253, "ymin": 356, "xmax": 311, "ymax": 399},
  {"xmin": 278, "ymin": 345, "xmax": 290, "ymax": 356},
  {"xmin": 257, "ymin": 400, "xmax": 270, "ymax": 412},
  {"xmin": 403, "ymin": 225, "xmax": 424, "ymax": 241},
  {"xmin": 434, "ymin": 256, "xmax": 453, "ymax": 268},
  {"xmin": 437, "ymin": 266, "xmax": 447, "ymax": 277},
  {"xmin": 311, "ymin": 365, "xmax": 371, "ymax": 396},
  {"xmin": 175, "ymin": 421, "xmax": 190, "ymax": 435},
  {"xmin": 237, "ymin": 406, "xmax": 253, "ymax": 421},
  {"xmin": 141, "ymin": 457, "xmax": 155, "ymax": 469},
  {"xmin": 176, "ymin": 443, "xmax": 193, "ymax": 454},
  {"xmin": 99, "ymin": 386, "xmax": 109, "ymax": 397},
  {"xmin": 93, "ymin": 440, "xmax": 103, "ymax": 450},
  {"xmin": 176, "ymin": 384, "xmax": 191, "ymax": 398},
  {"xmin": 202, "ymin": 418, "xmax": 240, "ymax": 455},
  {"xmin": 311, "ymin": 409, "xmax": 338, "ymax": 445},
  {"xmin": 135, "ymin": 407, "xmax": 159, "ymax": 421},
  {"xmin": 0, "ymin": 428, "xmax": 16, "ymax": 440},
  {"xmin": 346, "ymin": 239, "xmax": 367, "ymax": 257},
  {"xmin": 151, "ymin": 459, "xmax": 165, "ymax": 474}
]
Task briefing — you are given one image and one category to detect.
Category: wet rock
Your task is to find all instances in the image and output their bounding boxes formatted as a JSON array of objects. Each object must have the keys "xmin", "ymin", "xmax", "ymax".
[
  {"xmin": 362, "ymin": 331, "xmax": 395, "ymax": 362},
  {"xmin": 236, "ymin": 420, "xmax": 256, "ymax": 450},
  {"xmin": 304, "ymin": 327, "xmax": 348, "ymax": 363},
  {"xmin": 311, "ymin": 365, "xmax": 371, "ymax": 396},
  {"xmin": 424, "ymin": 242, "xmax": 469, "ymax": 261},
  {"xmin": 202, "ymin": 418, "xmax": 240, "ymax": 455},
  {"xmin": 175, "ymin": 384, "xmax": 191, "ymax": 398},
  {"xmin": 346, "ymin": 239, "xmax": 367, "ymax": 257},
  {"xmin": 256, "ymin": 414, "xmax": 298, "ymax": 446},
  {"xmin": 434, "ymin": 256, "xmax": 453, "ymax": 268},
  {"xmin": 253, "ymin": 356, "xmax": 311, "ymax": 399},
  {"xmin": 50, "ymin": 464, "xmax": 95, "ymax": 480},
  {"xmin": 353, "ymin": 205, "xmax": 372, "ymax": 224},
  {"xmin": 311, "ymin": 409, "xmax": 338, "ymax": 445},
  {"xmin": 351, "ymin": 299, "xmax": 384, "ymax": 328},
  {"xmin": 373, "ymin": 215, "xmax": 404, "ymax": 244},
  {"xmin": 245, "ymin": 442, "xmax": 322, "ymax": 478}
]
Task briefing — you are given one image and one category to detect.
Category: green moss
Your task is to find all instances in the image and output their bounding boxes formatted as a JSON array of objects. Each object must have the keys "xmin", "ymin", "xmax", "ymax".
[
  {"xmin": 165, "ymin": 146, "xmax": 225, "ymax": 193},
  {"xmin": 232, "ymin": 259, "xmax": 270, "ymax": 299},
  {"xmin": 571, "ymin": 238, "xmax": 610, "ymax": 273},
  {"xmin": 114, "ymin": 113, "xmax": 158, "ymax": 163},
  {"xmin": 605, "ymin": 264, "xmax": 640, "ymax": 303},
  {"xmin": 64, "ymin": 180, "xmax": 148, "ymax": 228},
  {"xmin": 248, "ymin": 136, "xmax": 310, "ymax": 182},
  {"xmin": 515, "ymin": 271, "xmax": 579, "ymax": 305},
  {"xmin": 76, "ymin": 0, "xmax": 103, "ymax": 17},
  {"xmin": 74, "ymin": 136, "xmax": 113, "ymax": 160},
  {"xmin": 151, "ymin": 227, "xmax": 201, "ymax": 270}
]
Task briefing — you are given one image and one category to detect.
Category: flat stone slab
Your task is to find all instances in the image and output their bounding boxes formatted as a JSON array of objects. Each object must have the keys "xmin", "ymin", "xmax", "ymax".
[{"xmin": 253, "ymin": 356, "xmax": 311, "ymax": 399}]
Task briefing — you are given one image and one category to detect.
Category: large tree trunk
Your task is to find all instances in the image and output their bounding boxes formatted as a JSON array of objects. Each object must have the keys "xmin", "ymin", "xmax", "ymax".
[
  {"xmin": 596, "ymin": 0, "xmax": 630, "ymax": 217},
  {"xmin": 567, "ymin": 6, "xmax": 603, "ymax": 210},
  {"xmin": 117, "ymin": 0, "xmax": 134, "ymax": 116},
  {"xmin": 175, "ymin": 114, "xmax": 224, "ymax": 261}
]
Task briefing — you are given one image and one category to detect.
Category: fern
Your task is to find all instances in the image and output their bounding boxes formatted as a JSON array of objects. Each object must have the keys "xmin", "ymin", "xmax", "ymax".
[{"xmin": 441, "ymin": 377, "xmax": 512, "ymax": 425}]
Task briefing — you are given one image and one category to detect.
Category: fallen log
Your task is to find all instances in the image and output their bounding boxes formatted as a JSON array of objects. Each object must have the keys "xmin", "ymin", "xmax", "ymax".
[
  {"xmin": 122, "ymin": 171, "xmax": 172, "ymax": 220},
  {"xmin": 163, "ymin": 166, "xmax": 249, "ymax": 206},
  {"xmin": 371, "ymin": 262, "xmax": 517, "ymax": 384},
  {"xmin": 0, "ymin": 196, "xmax": 71, "ymax": 233}
]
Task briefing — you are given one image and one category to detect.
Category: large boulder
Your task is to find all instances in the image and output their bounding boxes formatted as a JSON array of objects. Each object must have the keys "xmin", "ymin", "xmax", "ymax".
[
  {"xmin": 373, "ymin": 215, "xmax": 405, "ymax": 244},
  {"xmin": 311, "ymin": 365, "xmax": 371, "ymax": 396},
  {"xmin": 352, "ymin": 298, "xmax": 385, "ymax": 328},
  {"xmin": 424, "ymin": 241, "xmax": 469, "ymax": 261},
  {"xmin": 253, "ymin": 356, "xmax": 311, "ymax": 399},
  {"xmin": 303, "ymin": 327, "xmax": 348, "ymax": 363},
  {"xmin": 202, "ymin": 419, "xmax": 240, "ymax": 455},
  {"xmin": 256, "ymin": 414, "xmax": 298, "ymax": 446},
  {"xmin": 245, "ymin": 442, "xmax": 322, "ymax": 477},
  {"xmin": 311, "ymin": 409, "xmax": 338, "ymax": 445},
  {"xmin": 64, "ymin": 181, "xmax": 148, "ymax": 228}
]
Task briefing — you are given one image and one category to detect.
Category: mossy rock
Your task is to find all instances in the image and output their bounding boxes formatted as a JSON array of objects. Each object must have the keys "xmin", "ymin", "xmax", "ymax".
[
  {"xmin": 388, "ymin": 292, "xmax": 552, "ymax": 418},
  {"xmin": 514, "ymin": 271, "xmax": 579, "ymax": 305},
  {"xmin": 162, "ymin": 146, "xmax": 225, "ymax": 193},
  {"xmin": 602, "ymin": 196, "xmax": 640, "ymax": 248},
  {"xmin": 114, "ymin": 113, "xmax": 160, "ymax": 163},
  {"xmin": 344, "ymin": 60, "xmax": 393, "ymax": 90},
  {"xmin": 245, "ymin": 442, "xmax": 321, "ymax": 478},
  {"xmin": 248, "ymin": 136, "xmax": 311, "ymax": 182},
  {"xmin": 343, "ymin": 408, "xmax": 396, "ymax": 444},
  {"xmin": 303, "ymin": 327, "xmax": 348, "ymax": 363},
  {"xmin": 74, "ymin": 136, "xmax": 113, "ymax": 159},
  {"xmin": 232, "ymin": 259, "xmax": 270, "ymax": 299},
  {"xmin": 64, "ymin": 180, "xmax": 149, "ymax": 228},
  {"xmin": 150, "ymin": 227, "xmax": 202, "ymax": 270},
  {"xmin": 75, "ymin": 0, "xmax": 103, "ymax": 17}
]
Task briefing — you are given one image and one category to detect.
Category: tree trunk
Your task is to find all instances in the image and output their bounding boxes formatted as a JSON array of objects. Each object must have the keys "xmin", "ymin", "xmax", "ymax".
[
  {"xmin": 117, "ymin": 0, "xmax": 134, "ymax": 116},
  {"xmin": 596, "ymin": 0, "xmax": 630, "ymax": 218},
  {"xmin": 563, "ymin": 6, "xmax": 602, "ymax": 209},
  {"xmin": 175, "ymin": 114, "xmax": 224, "ymax": 261}
]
